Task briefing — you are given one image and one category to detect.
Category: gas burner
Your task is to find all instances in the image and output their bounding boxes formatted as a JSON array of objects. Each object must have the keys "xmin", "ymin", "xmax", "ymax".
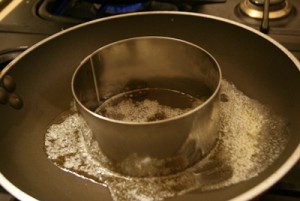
[
  {"xmin": 37, "ymin": 0, "xmax": 180, "ymax": 24},
  {"xmin": 239, "ymin": 0, "xmax": 293, "ymax": 19},
  {"xmin": 95, "ymin": 3, "xmax": 149, "ymax": 15}
]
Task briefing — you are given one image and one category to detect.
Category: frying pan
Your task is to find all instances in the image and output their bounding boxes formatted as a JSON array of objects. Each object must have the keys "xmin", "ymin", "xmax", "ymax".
[{"xmin": 0, "ymin": 12, "xmax": 299, "ymax": 201}]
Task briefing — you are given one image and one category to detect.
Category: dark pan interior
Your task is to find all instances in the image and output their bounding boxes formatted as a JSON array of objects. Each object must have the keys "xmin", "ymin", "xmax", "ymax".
[{"xmin": 0, "ymin": 13, "xmax": 299, "ymax": 201}]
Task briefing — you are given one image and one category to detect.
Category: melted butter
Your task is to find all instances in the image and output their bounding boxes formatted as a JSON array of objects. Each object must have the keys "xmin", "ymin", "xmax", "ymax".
[
  {"xmin": 95, "ymin": 88, "xmax": 206, "ymax": 122},
  {"xmin": 44, "ymin": 80, "xmax": 290, "ymax": 201}
]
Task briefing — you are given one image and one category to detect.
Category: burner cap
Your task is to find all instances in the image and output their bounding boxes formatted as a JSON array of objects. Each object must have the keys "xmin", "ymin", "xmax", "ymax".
[{"xmin": 239, "ymin": 0, "xmax": 292, "ymax": 19}]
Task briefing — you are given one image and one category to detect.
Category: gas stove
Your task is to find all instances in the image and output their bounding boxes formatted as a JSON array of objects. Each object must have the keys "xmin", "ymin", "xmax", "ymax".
[{"xmin": 0, "ymin": 0, "xmax": 299, "ymax": 200}]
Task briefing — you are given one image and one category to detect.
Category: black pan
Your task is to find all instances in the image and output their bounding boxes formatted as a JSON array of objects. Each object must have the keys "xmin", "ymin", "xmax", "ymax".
[{"xmin": 0, "ymin": 12, "xmax": 299, "ymax": 201}]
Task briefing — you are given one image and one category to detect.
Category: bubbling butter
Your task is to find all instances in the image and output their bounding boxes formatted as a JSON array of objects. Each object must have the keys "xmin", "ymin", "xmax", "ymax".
[{"xmin": 44, "ymin": 80, "xmax": 289, "ymax": 201}]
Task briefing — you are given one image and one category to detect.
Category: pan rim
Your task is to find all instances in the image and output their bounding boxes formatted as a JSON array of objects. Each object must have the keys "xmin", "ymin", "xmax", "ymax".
[
  {"xmin": 0, "ymin": 173, "xmax": 38, "ymax": 201},
  {"xmin": 1, "ymin": 11, "xmax": 300, "ymax": 79},
  {"xmin": 0, "ymin": 11, "xmax": 299, "ymax": 201}
]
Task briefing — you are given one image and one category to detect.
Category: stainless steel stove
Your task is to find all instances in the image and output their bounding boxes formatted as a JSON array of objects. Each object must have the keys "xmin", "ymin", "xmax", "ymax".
[{"xmin": 0, "ymin": 0, "xmax": 299, "ymax": 200}]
